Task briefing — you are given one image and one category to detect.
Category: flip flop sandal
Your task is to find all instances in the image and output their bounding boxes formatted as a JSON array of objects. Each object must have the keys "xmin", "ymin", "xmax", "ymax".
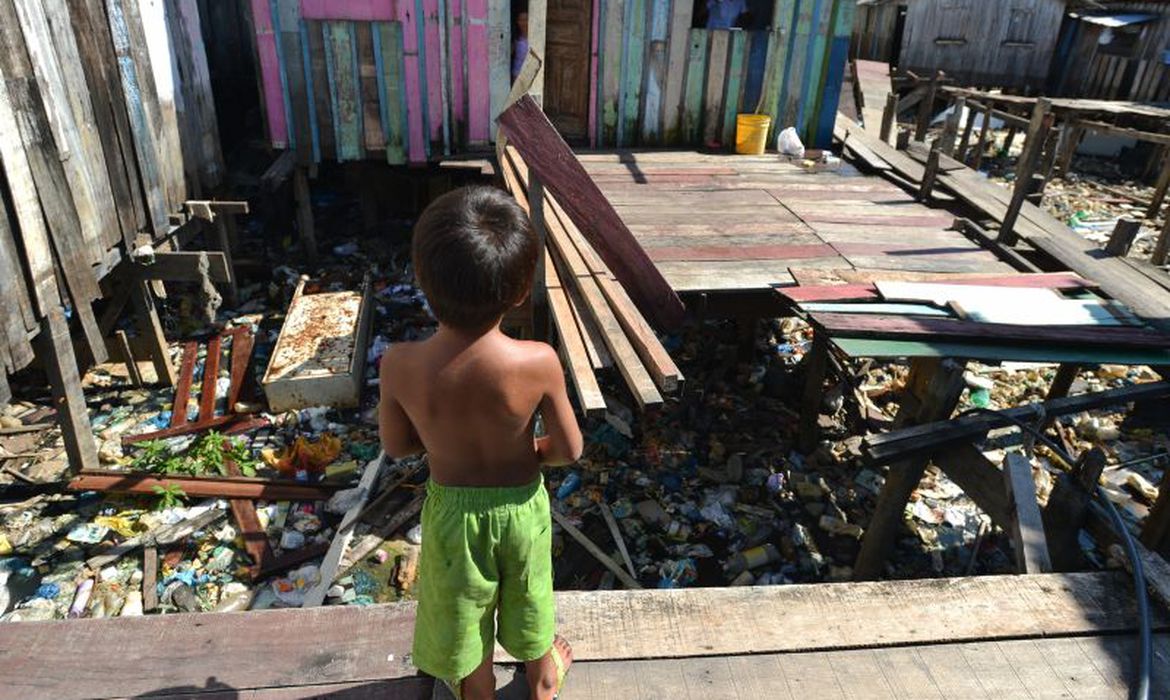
[{"xmin": 550, "ymin": 637, "xmax": 571, "ymax": 699}]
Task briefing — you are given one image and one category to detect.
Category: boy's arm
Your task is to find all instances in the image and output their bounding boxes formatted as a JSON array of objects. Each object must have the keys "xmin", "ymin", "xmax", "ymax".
[
  {"xmin": 378, "ymin": 350, "xmax": 424, "ymax": 459},
  {"xmin": 533, "ymin": 345, "xmax": 584, "ymax": 466}
]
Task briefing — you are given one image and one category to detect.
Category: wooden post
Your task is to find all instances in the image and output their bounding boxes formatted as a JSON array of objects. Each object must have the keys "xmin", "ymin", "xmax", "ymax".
[
  {"xmin": 1105, "ymin": 218, "xmax": 1142, "ymax": 257},
  {"xmin": 114, "ymin": 330, "xmax": 143, "ymax": 387},
  {"xmin": 918, "ymin": 139, "xmax": 942, "ymax": 202},
  {"xmin": 1153, "ymin": 213, "xmax": 1170, "ymax": 266},
  {"xmin": 210, "ymin": 218, "xmax": 238, "ymax": 307},
  {"xmin": 1002, "ymin": 452, "xmax": 1053, "ymax": 574},
  {"xmin": 1143, "ymin": 466, "xmax": 1170, "ymax": 554},
  {"xmin": 143, "ymin": 545, "xmax": 159, "ymax": 612},
  {"xmin": 1146, "ymin": 149, "xmax": 1170, "ymax": 220},
  {"xmin": 797, "ymin": 332, "xmax": 831, "ymax": 454},
  {"xmin": 971, "ymin": 103, "xmax": 993, "ymax": 169},
  {"xmin": 913, "ymin": 71, "xmax": 942, "ymax": 141},
  {"xmin": 956, "ymin": 99, "xmax": 976, "ymax": 161},
  {"xmin": 854, "ymin": 359, "xmax": 967, "ymax": 580},
  {"xmin": 1056, "ymin": 123, "xmax": 1085, "ymax": 177},
  {"xmin": 131, "ymin": 280, "xmax": 176, "ymax": 387},
  {"xmin": 529, "ymin": 173, "xmax": 549, "ymax": 340},
  {"xmin": 1043, "ymin": 447, "xmax": 1106, "ymax": 571},
  {"xmin": 879, "ymin": 92, "xmax": 897, "ymax": 145},
  {"xmin": 40, "ymin": 306, "xmax": 100, "ymax": 473},
  {"xmin": 938, "ymin": 96, "xmax": 963, "ymax": 155},
  {"xmin": 1002, "ymin": 126, "xmax": 1019, "ymax": 155},
  {"xmin": 998, "ymin": 98, "xmax": 1053, "ymax": 246},
  {"xmin": 293, "ymin": 166, "xmax": 317, "ymax": 258}
]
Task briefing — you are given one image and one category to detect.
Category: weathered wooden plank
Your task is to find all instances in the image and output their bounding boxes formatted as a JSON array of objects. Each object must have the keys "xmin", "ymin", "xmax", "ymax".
[
  {"xmin": 485, "ymin": 0, "xmax": 508, "ymax": 137},
  {"xmin": 275, "ymin": 0, "xmax": 311, "ymax": 163},
  {"xmin": 15, "ymin": 0, "xmax": 117, "ymax": 259},
  {"xmin": 465, "ymin": 0, "xmax": 490, "ymax": 145},
  {"xmin": 617, "ymin": 0, "xmax": 646, "ymax": 146},
  {"xmin": 324, "ymin": 21, "xmax": 363, "ymax": 161},
  {"xmin": 598, "ymin": 0, "xmax": 625, "ymax": 146},
  {"xmin": 780, "ymin": 0, "xmax": 814, "ymax": 133},
  {"xmin": 0, "ymin": 195, "xmax": 34, "ymax": 370},
  {"xmin": 812, "ymin": 0, "xmax": 854, "ymax": 147},
  {"xmin": 720, "ymin": 29, "xmax": 747, "ymax": 147},
  {"xmin": 305, "ymin": 20, "xmax": 334, "ymax": 160},
  {"xmin": 300, "ymin": 0, "xmax": 396, "ymax": 20},
  {"xmin": 446, "ymin": 0, "xmax": 464, "ymax": 150},
  {"xmin": 374, "ymin": 21, "xmax": 408, "ymax": 164},
  {"xmin": 640, "ymin": 0, "xmax": 669, "ymax": 144},
  {"xmin": 107, "ymin": 0, "xmax": 169, "ymax": 234},
  {"xmin": 419, "ymin": 0, "xmax": 443, "ymax": 151},
  {"xmin": 130, "ymin": 0, "xmax": 186, "ymax": 211},
  {"xmin": 661, "ymin": 0, "xmax": 693, "ymax": 145},
  {"xmin": 797, "ymin": 0, "xmax": 835, "ymax": 141},
  {"xmin": 354, "ymin": 22, "xmax": 383, "ymax": 153},
  {"xmin": 498, "ymin": 106, "xmax": 685, "ymax": 329},
  {"xmin": 702, "ymin": 30, "xmax": 729, "ymax": 145},
  {"xmin": 1002, "ymin": 452, "xmax": 1053, "ymax": 574},
  {"xmin": 761, "ymin": 0, "xmax": 797, "ymax": 141},
  {"xmin": 682, "ymin": 28, "xmax": 708, "ymax": 144}
]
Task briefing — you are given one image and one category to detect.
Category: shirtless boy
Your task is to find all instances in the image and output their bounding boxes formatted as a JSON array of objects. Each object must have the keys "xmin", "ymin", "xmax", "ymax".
[{"xmin": 378, "ymin": 186, "xmax": 582, "ymax": 699}]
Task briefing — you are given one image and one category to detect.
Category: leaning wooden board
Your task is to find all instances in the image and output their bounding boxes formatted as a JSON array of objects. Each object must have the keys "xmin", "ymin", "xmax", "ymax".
[
  {"xmin": 498, "ymin": 96, "xmax": 686, "ymax": 330},
  {"xmin": 0, "ymin": 572, "xmax": 1155, "ymax": 699}
]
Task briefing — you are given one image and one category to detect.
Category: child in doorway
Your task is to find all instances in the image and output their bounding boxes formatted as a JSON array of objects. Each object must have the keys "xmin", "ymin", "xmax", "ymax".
[
  {"xmin": 512, "ymin": 11, "xmax": 530, "ymax": 82},
  {"xmin": 379, "ymin": 186, "xmax": 582, "ymax": 699}
]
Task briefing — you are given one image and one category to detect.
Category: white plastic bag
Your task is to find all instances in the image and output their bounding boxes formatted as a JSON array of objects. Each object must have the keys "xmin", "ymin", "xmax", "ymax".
[{"xmin": 777, "ymin": 126, "xmax": 805, "ymax": 158}]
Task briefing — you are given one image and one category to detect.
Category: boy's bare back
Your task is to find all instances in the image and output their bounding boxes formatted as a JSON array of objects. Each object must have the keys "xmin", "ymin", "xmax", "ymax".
[{"xmin": 379, "ymin": 326, "xmax": 578, "ymax": 486}]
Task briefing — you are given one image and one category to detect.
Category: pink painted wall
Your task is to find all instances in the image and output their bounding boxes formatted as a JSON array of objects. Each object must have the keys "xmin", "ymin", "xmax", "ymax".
[
  {"xmin": 449, "ymin": 0, "xmax": 465, "ymax": 138},
  {"xmin": 421, "ymin": 0, "xmax": 443, "ymax": 145},
  {"xmin": 300, "ymin": 0, "xmax": 396, "ymax": 21},
  {"xmin": 397, "ymin": 0, "xmax": 427, "ymax": 161},
  {"xmin": 466, "ymin": 0, "xmax": 489, "ymax": 143}
]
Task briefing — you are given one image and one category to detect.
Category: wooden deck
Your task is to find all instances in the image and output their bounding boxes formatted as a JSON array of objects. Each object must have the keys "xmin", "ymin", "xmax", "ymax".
[
  {"xmin": 2, "ymin": 571, "xmax": 1165, "ymax": 699},
  {"xmin": 576, "ymin": 151, "xmax": 1013, "ymax": 295}
]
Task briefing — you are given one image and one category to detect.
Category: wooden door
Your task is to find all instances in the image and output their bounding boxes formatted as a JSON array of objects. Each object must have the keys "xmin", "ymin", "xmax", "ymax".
[{"xmin": 545, "ymin": 0, "xmax": 592, "ymax": 141}]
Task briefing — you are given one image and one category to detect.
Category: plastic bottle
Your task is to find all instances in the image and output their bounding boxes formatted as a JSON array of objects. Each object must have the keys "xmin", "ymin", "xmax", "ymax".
[
  {"xmin": 68, "ymin": 578, "xmax": 93, "ymax": 618},
  {"xmin": 555, "ymin": 472, "xmax": 582, "ymax": 500},
  {"xmin": 723, "ymin": 543, "xmax": 782, "ymax": 577}
]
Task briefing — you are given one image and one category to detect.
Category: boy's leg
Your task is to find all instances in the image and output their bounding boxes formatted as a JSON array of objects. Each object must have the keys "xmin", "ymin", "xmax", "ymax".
[
  {"xmin": 459, "ymin": 656, "xmax": 496, "ymax": 700},
  {"xmin": 524, "ymin": 635, "xmax": 573, "ymax": 700}
]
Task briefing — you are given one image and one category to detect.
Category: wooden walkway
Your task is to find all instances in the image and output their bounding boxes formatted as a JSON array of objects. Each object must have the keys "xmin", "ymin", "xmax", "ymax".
[
  {"xmin": 2, "ymin": 571, "xmax": 1165, "ymax": 699},
  {"xmin": 576, "ymin": 151, "xmax": 1012, "ymax": 295}
]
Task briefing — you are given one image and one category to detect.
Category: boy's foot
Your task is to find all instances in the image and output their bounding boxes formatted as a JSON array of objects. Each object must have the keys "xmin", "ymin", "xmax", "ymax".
[{"xmin": 527, "ymin": 635, "xmax": 573, "ymax": 700}]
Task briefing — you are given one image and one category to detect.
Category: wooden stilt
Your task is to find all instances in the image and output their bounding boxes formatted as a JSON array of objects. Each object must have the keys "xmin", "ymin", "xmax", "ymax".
[
  {"xmin": 1143, "ymin": 466, "xmax": 1170, "ymax": 555},
  {"xmin": 879, "ymin": 92, "xmax": 897, "ymax": 145},
  {"xmin": 797, "ymin": 333, "xmax": 831, "ymax": 454},
  {"xmin": 918, "ymin": 139, "xmax": 942, "ymax": 202},
  {"xmin": 40, "ymin": 306, "xmax": 99, "ymax": 474},
  {"xmin": 1153, "ymin": 213, "xmax": 1170, "ymax": 266},
  {"xmin": 1044, "ymin": 448, "xmax": 1106, "ymax": 571},
  {"xmin": 114, "ymin": 330, "xmax": 143, "ymax": 387},
  {"xmin": 913, "ymin": 71, "xmax": 941, "ymax": 141},
  {"xmin": 131, "ymin": 280, "xmax": 176, "ymax": 386},
  {"xmin": 1104, "ymin": 218, "xmax": 1141, "ymax": 257},
  {"xmin": 1145, "ymin": 148, "xmax": 1169, "ymax": 219},
  {"xmin": 211, "ymin": 218, "xmax": 239, "ymax": 306},
  {"xmin": 293, "ymin": 167, "xmax": 317, "ymax": 257},
  {"xmin": 1002, "ymin": 452, "xmax": 1052, "ymax": 574},
  {"xmin": 956, "ymin": 99, "xmax": 976, "ymax": 161},
  {"xmin": 854, "ymin": 359, "xmax": 967, "ymax": 580},
  {"xmin": 938, "ymin": 96, "xmax": 963, "ymax": 154},
  {"xmin": 1002, "ymin": 126, "xmax": 1018, "ymax": 155},
  {"xmin": 971, "ymin": 103, "xmax": 992, "ymax": 169},
  {"xmin": 998, "ymin": 99, "xmax": 1053, "ymax": 246},
  {"xmin": 529, "ymin": 173, "xmax": 549, "ymax": 340},
  {"xmin": 1056, "ymin": 124, "xmax": 1085, "ymax": 177}
]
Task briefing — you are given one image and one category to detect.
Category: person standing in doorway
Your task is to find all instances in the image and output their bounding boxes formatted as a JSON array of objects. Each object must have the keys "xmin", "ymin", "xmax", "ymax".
[
  {"xmin": 706, "ymin": 0, "xmax": 746, "ymax": 29},
  {"xmin": 512, "ymin": 11, "xmax": 529, "ymax": 82}
]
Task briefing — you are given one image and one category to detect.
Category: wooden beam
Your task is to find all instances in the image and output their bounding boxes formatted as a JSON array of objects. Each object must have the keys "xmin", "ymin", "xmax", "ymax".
[
  {"xmin": 130, "ymin": 281, "xmax": 175, "ymax": 386},
  {"xmin": 67, "ymin": 471, "xmax": 341, "ymax": 501},
  {"xmin": 918, "ymin": 139, "xmax": 941, "ymax": 202},
  {"xmin": 854, "ymin": 359, "xmax": 967, "ymax": 579},
  {"xmin": 1002, "ymin": 453, "xmax": 1052, "ymax": 574},
  {"xmin": 1153, "ymin": 212, "xmax": 1170, "ymax": 267},
  {"xmin": 797, "ymin": 332, "xmax": 831, "ymax": 453},
  {"xmin": 1057, "ymin": 124, "xmax": 1086, "ymax": 177},
  {"xmin": 936, "ymin": 443, "xmax": 1012, "ymax": 529},
  {"xmin": 999, "ymin": 99, "xmax": 1053, "ymax": 246},
  {"xmin": 971, "ymin": 102, "xmax": 993, "ymax": 170},
  {"xmin": 956, "ymin": 100, "xmax": 976, "ymax": 161},
  {"xmin": 293, "ymin": 166, "xmax": 317, "ymax": 257},
  {"xmin": 113, "ymin": 330, "xmax": 142, "ymax": 387},
  {"xmin": 183, "ymin": 200, "xmax": 250, "ymax": 221},
  {"xmin": 1147, "ymin": 150, "xmax": 1170, "ymax": 219},
  {"xmin": 1105, "ymin": 218, "xmax": 1142, "ymax": 257},
  {"xmin": 938, "ymin": 96, "xmax": 963, "ymax": 154},
  {"xmin": 1076, "ymin": 118, "xmax": 1170, "ymax": 148},
  {"xmin": 303, "ymin": 454, "xmax": 384, "ymax": 606},
  {"xmin": 135, "ymin": 251, "xmax": 230, "ymax": 283},
  {"xmin": 913, "ymin": 70, "xmax": 942, "ymax": 141}
]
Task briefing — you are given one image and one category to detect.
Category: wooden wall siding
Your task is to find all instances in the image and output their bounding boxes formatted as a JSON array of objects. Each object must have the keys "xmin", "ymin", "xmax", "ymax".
[
  {"xmin": 899, "ymin": 0, "xmax": 1065, "ymax": 89},
  {"xmin": 594, "ymin": 0, "xmax": 851, "ymax": 149},
  {"xmin": 255, "ymin": 0, "xmax": 503, "ymax": 164},
  {"xmin": 1056, "ymin": 3, "xmax": 1170, "ymax": 102},
  {"xmin": 852, "ymin": 1, "xmax": 901, "ymax": 63},
  {"xmin": 0, "ymin": 0, "xmax": 221, "ymax": 396}
]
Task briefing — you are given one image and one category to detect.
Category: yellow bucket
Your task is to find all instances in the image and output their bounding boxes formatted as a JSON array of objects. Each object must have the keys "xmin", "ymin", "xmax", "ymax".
[{"xmin": 735, "ymin": 114, "xmax": 771, "ymax": 155}]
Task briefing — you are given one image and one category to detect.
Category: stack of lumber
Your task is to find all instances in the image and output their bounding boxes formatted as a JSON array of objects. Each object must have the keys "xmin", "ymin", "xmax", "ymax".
[{"xmin": 500, "ymin": 146, "xmax": 683, "ymax": 415}]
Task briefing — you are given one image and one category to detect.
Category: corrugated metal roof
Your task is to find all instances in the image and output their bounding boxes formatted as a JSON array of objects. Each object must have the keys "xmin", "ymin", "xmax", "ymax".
[{"xmin": 1072, "ymin": 12, "xmax": 1159, "ymax": 27}]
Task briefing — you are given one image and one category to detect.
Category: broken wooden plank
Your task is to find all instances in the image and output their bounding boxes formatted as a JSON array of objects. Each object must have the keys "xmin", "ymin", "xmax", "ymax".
[
  {"xmin": 497, "ymin": 96, "xmax": 685, "ymax": 330},
  {"xmin": 67, "ymin": 471, "xmax": 341, "ymax": 501},
  {"xmin": 550, "ymin": 507, "xmax": 642, "ymax": 590},
  {"xmin": 198, "ymin": 334, "xmax": 221, "ymax": 421},
  {"xmin": 136, "ymin": 251, "xmax": 231, "ymax": 283},
  {"xmin": 303, "ymin": 454, "xmax": 384, "ymax": 607}
]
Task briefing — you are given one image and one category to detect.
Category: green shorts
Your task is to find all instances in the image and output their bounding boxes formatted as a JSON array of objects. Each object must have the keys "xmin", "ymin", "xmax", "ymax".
[{"xmin": 411, "ymin": 477, "xmax": 555, "ymax": 682}]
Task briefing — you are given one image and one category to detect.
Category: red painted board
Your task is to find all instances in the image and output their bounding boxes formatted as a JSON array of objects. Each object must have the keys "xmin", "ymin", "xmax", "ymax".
[
  {"xmin": 809, "ymin": 312, "xmax": 1169, "ymax": 348},
  {"xmin": 776, "ymin": 273, "xmax": 1096, "ymax": 303},
  {"xmin": 498, "ymin": 97, "xmax": 686, "ymax": 329}
]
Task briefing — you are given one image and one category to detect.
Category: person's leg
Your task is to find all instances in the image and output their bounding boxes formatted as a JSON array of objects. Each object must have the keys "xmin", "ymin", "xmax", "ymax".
[
  {"xmin": 458, "ymin": 656, "xmax": 496, "ymax": 700},
  {"xmin": 524, "ymin": 635, "xmax": 573, "ymax": 700}
]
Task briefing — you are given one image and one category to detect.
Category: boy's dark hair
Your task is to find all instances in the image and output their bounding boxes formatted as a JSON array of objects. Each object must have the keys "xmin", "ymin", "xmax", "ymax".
[{"xmin": 412, "ymin": 186, "xmax": 537, "ymax": 330}]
